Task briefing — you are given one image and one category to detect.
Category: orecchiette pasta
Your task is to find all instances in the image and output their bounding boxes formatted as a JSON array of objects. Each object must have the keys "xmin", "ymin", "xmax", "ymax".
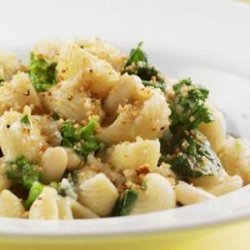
[
  {"xmin": 0, "ymin": 190, "xmax": 25, "ymax": 218},
  {"xmin": 78, "ymin": 173, "xmax": 119, "ymax": 217},
  {"xmin": 130, "ymin": 173, "xmax": 176, "ymax": 215}
]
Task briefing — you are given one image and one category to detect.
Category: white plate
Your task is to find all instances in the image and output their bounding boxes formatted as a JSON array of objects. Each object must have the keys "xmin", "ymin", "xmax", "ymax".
[{"xmin": 0, "ymin": 0, "xmax": 250, "ymax": 237}]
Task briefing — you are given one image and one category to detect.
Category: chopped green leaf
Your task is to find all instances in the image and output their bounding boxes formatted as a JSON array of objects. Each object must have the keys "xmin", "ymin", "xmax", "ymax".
[
  {"xmin": 113, "ymin": 189, "xmax": 138, "ymax": 216},
  {"xmin": 160, "ymin": 130, "xmax": 222, "ymax": 178},
  {"xmin": 51, "ymin": 112, "xmax": 60, "ymax": 120},
  {"xmin": 169, "ymin": 78, "xmax": 213, "ymax": 133},
  {"xmin": 0, "ymin": 79, "xmax": 4, "ymax": 86},
  {"xmin": 24, "ymin": 181, "xmax": 44, "ymax": 209},
  {"xmin": 20, "ymin": 114, "xmax": 30, "ymax": 125},
  {"xmin": 60, "ymin": 118, "xmax": 105, "ymax": 159},
  {"xmin": 124, "ymin": 41, "xmax": 147, "ymax": 67},
  {"xmin": 123, "ymin": 42, "xmax": 166, "ymax": 92},
  {"xmin": 29, "ymin": 52, "xmax": 57, "ymax": 92},
  {"xmin": 5, "ymin": 156, "xmax": 42, "ymax": 190}
]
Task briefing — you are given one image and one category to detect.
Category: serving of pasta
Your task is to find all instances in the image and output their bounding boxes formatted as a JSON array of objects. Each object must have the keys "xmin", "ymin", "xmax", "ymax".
[{"xmin": 0, "ymin": 38, "xmax": 249, "ymax": 220}]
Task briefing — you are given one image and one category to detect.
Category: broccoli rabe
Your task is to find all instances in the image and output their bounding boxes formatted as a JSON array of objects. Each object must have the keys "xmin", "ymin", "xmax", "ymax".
[
  {"xmin": 160, "ymin": 130, "xmax": 222, "ymax": 178},
  {"xmin": 29, "ymin": 52, "xmax": 57, "ymax": 92},
  {"xmin": 113, "ymin": 189, "xmax": 138, "ymax": 216},
  {"xmin": 20, "ymin": 114, "xmax": 30, "ymax": 125},
  {"xmin": 123, "ymin": 42, "xmax": 165, "ymax": 91},
  {"xmin": 5, "ymin": 156, "xmax": 42, "ymax": 190},
  {"xmin": 24, "ymin": 181, "xmax": 44, "ymax": 209},
  {"xmin": 60, "ymin": 118, "xmax": 105, "ymax": 159},
  {"xmin": 169, "ymin": 79, "xmax": 213, "ymax": 133}
]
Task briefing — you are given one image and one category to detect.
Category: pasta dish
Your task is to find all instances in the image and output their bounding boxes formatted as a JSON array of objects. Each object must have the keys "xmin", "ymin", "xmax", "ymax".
[{"xmin": 0, "ymin": 38, "xmax": 248, "ymax": 220}]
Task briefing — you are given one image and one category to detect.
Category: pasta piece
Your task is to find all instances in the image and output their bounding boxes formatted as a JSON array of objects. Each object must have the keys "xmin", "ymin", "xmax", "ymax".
[
  {"xmin": 78, "ymin": 173, "xmax": 119, "ymax": 217},
  {"xmin": 175, "ymin": 181, "xmax": 215, "ymax": 205},
  {"xmin": 77, "ymin": 38, "xmax": 127, "ymax": 71},
  {"xmin": 29, "ymin": 187, "xmax": 59, "ymax": 220},
  {"xmin": 97, "ymin": 88, "xmax": 170, "ymax": 144},
  {"xmin": 0, "ymin": 72, "xmax": 40, "ymax": 114},
  {"xmin": 190, "ymin": 169, "xmax": 243, "ymax": 196},
  {"xmin": 219, "ymin": 136, "xmax": 250, "ymax": 184},
  {"xmin": 57, "ymin": 196, "xmax": 73, "ymax": 220},
  {"xmin": 103, "ymin": 73, "xmax": 150, "ymax": 115},
  {"xmin": 71, "ymin": 200, "xmax": 99, "ymax": 219},
  {"xmin": 41, "ymin": 147, "xmax": 68, "ymax": 183},
  {"xmin": 65, "ymin": 148, "xmax": 82, "ymax": 170},
  {"xmin": 199, "ymin": 103, "xmax": 226, "ymax": 153},
  {"xmin": 0, "ymin": 53, "xmax": 25, "ymax": 81},
  {"xmin": 0, "ymin": 190, "xmax": 25, "ymax": 218},
  {"xmin": 0, "ymin": 108, "xmax": 47, "ymax": 161},
  {"xmin": 41, "ymin": 72, "xmax": 103, "ymax": 122},
  {"xmin": 57, "ymin": 42, "xmax": 119, "ymax": 98},
  {"xmin": 130, "ymin": 173, "xmax": 176, "ymax": 215},
  {"xmin": 33, "ymin": 40, "xmax": 61, "ymax": 63},
  {"xmin": 0, "ymin": 160, "xmax": 11, "ymax": 192},
  {"xmin": 105, "ymin": 137, "xmax": 160, "ymax": 170}
]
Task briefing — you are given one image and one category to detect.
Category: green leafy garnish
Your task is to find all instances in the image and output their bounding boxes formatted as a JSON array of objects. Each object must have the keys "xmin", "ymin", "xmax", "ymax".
[
  {"xmin": 160, "ymin": 130, "xmax": 222, "ymax": 178},
  {"xmin": 60, "ymin": 118, "xmax": 104, "ymax": 159},
  {"xmin": 113, "ymin": 189, "xmax": 138, "ymax": 216},
  {"xmin": 29, "ymin": 52, "xmax": 57, "ymax": 92},
  {"xmin": 5, "ymin": 156, "xmax": 42, "ymax": 190},
  {"xmin": 51, "ymin": 112, "xmax": 60, "ymax": 120},
  {"xmin": 123, "ymin": 42, "xmax": 165, "ymax": 91},
  {"xmin": 169, "ymin": 78, "xmax": 213, "ymax": 133},
  {"xmin": 24, "ymin": 181, "xmax": 44, "ymax": 209},
  {"xmin": 20, "ymin": 114, "xmax": 30, "ymax": 125},
  {"xmin": 0, "ymin": 79, "xmax": 4, "ymax": 86}
]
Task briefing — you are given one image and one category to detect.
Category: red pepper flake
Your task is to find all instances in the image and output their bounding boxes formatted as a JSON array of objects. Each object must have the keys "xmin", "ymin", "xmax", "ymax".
[{"xmin": 136, "ymin": 165, "xmax": 150, "ymax": 176}]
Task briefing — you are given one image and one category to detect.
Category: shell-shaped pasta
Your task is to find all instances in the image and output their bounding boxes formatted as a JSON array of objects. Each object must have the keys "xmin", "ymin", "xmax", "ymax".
[
  {"xmin": 0, "ymin": 190, "xmax": 25, "ymax": 218},
  {"xmin": 76, "ymin": 38, "xmax": 126, "ymax": 71},
  {"xmin": 97, "ymin": 88, "xmax": 170, "ymax": 144},
  {"xmin": 103, "ymin": 73, "xmax": 151, "ymax": 115},
  {"xmin": 105, "ymin": 137, "xmax": 160, "ymax": 170},
  {"xmin": 206, "ymin": 175, "xmax": 243, "ymax": 196},
  {"xmin": 0, "ymin": 53, "xmax": 25, "ymax": 81},
  {"xmin": 130, "ymin": 173, "xmax": 176, "ymax": 215},
  {"xmin": 190, "ymin": 169, "xmax": 243, "ymax": 196},
  {"xmin": 33, "ymin": 40, "xmax": 61, "ymax": 63},
  {"xmin": 71, "ymin": 200, "xmax": 99, "ymax": 219},
  {"xmin": 56, "ymin": 196, "xmax": 73, "ymax": 220},
  {"xmin": 0, "ymin": 72, "xmax": 40, "ymax": 115},
  {"xmin": 41, "ymin": 72, "xmax": 103, "ymax": 122},
  {"xmin": 0, "ymin": 161, "xmax": 11, "ymax": 192},
  {"xmin": 219, "ymin": 136, "xmax": 250, "ymax": 184},
  {"xmin": 29, "ymin": 187, "xmax": 59, "ymax": 220},
  {"xmin": 78, "ymin": 173, "xmax": 119, "ymax": 217},
  {"xmin": 57, "ymin": 42, "xmax": 119, "ymax": 98},
  {"xmin": 175, "ymin": 181, "xmax": 215, "ymax": 205},
  {"xmin": 0, "ymin": 108, "xmax": 47, "ymax": 161},
  {"xmin": 41, "ymin": 147, "xmax": 68, "ymax": 183},
  {"xmin": 199, "ymin": 103, "xmax": 226, "ymax": 153}
]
